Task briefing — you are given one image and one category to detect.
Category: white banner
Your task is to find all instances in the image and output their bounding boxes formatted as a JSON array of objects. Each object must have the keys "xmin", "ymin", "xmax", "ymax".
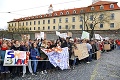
[
  {"xmin": 81, "ymin": 31, "xmax": 89, "ymax": 40},
  {"xmin": 41, "ymin": 47, "xmax": 69, "ymax": 70}
]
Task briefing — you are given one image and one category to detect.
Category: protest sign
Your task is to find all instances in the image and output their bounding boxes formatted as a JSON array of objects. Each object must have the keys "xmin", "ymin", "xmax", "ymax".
[
  {"xmin": 74, "ymin": 43, "xmax": 89, "ymax": 60},
  {"xmin": 59, "ymin": 33, "xmax": 68, "ymax": 39},
  {"xmin": 95, "ymin": 50, "xmax": 101, "ymax": 60},
  {"xmin": 21, "ymin": 34, "xmax": 30, "ymax": 41},
  {"xmin": 95, "ymin": 34, "xmax": 103, "ymax": 40},
  {"xmin": 56, "ymin": 31, "xmax": 60, "ymax": 36},
  {"xmin": 81, "ymin": 31, "xmax": 89, "ymax": 40},
  {"xmin": 104, "ymin": 44, "xmax": 111, "ymax": 50},
  {"xmin": 67, "ymin": 32, "xmax": 72, "ymax": 37},
  {"xmin": 41, "ymin": 47, "xmax": 69, "ymax": 70},
  {"xmin": 4, "ymin": 50, "xmax": 29, "ymax": 66}
]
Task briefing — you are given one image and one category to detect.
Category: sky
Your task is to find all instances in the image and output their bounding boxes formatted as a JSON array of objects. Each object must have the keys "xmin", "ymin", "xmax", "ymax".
[{"xmin": 0, "ymin": 0, "xmax": 120, "ymax": 29}]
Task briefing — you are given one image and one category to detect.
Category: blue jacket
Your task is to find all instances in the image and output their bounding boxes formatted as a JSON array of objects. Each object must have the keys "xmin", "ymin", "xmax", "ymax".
[{"xmin": 30, "ymin": 48, "xmax": 40, "ymax": 60}]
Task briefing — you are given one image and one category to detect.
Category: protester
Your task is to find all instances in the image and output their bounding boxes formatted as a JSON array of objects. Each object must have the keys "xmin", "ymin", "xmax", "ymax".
[{"xmin": 30, "ymin": 42, "xmax": 40, "ymax": 75}]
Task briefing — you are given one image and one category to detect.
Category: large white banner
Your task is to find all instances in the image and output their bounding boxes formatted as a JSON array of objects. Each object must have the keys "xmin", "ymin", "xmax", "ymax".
[
  {"xmin": 81, "ymin": 31, "xmax": 90, "ymax": 40},
  {"xmin": 95, "ymin": 34, "xmax": 103, "ymax": 40},
  {"xmin": 41, "ymin": 47, "xmax": 69, "ymax": 70},
  {"xmin": 4, "ymin": 50, "xmax": 29, "ymax": 66}
]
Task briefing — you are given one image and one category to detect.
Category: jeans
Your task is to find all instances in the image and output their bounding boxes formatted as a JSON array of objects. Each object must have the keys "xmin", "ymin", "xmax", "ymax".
[
  {"xmin": 23, "ymin": 60, "xmax": 33, "ymax": 75},
  {"xmin": 32, "ymin": 60, "xmax": 38, "ymax": 73},
  {"xmin": 87, "ymin": 51, "xmax": 92, "ymax": 62}
]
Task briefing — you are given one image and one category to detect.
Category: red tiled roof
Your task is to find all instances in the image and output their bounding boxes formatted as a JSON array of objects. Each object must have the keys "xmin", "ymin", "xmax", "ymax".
[
  {"xmin": 89, "ymin": 1, "xmax": 117, "ymax": 6},
  {"xmin": 8, "ymin": 1, "xmax": 120, "ymax": 23}
]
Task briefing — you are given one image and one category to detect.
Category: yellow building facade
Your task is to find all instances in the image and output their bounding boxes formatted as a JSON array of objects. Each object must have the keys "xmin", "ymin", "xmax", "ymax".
[{"xmin": 8, "ymin": 1, "xmax": 120, "ymax": 32}]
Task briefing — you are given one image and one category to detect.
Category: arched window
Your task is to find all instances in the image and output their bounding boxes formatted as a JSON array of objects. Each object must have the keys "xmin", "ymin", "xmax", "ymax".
[
  {"xmin": 66, "ymin": 11, "xmax": 69, "ymax": 15},
  {"xmin": 73, "ymin": 10, "xmax": 76, "ymax": 14},
  {"xmin": 60, "ymin": 12, "xmax": 63, "ymax": 15},
  {"xmin": 110, "ymin": 4, "xmax": 114, "ymax": 9},
  {"xmin": 100, "ymin": 5, "xmax": 104, "ymax": 10}
]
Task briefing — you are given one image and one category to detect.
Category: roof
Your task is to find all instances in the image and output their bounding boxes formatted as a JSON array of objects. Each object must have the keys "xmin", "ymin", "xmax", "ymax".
[
  {"xmin": 89, "ymin": 1, "xmax": 117, "ymax": 6},
  {"xmin": 8, "ymin": 1, "xmax": 120, "ymax": 23}
]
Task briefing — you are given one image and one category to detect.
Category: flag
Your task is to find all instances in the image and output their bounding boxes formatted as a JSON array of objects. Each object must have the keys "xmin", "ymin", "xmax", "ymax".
[{"xmin": 41, "ymin": 47, "xmax": 69, "ymax": 70}]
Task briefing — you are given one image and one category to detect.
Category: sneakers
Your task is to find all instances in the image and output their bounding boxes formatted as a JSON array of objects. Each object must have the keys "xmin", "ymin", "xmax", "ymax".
[
  {"xmin": 31, "ymin": 73, "xmax": 35, "ymax": 75},
  {"xmin": 22, "ymin": 74, "xmax": 25, "ymax": 77},
  {"xmin": 41, "ymin": 71, "xmax": 45, "ymax": 75},
  {"xmin": 35, "ymin": 73, "xmax": 37, "ymax": 76},
  {"xmin": 86, "ymin": 62, "xmax": 90, "ymax": 64},
  {"xmin": 44, "ymin": 70, "xmax": 47, "ymax": 74}
]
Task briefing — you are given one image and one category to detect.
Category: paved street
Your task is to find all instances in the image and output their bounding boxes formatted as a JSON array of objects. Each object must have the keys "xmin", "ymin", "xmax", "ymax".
[{"xmin": 11, "ymin": 49, "xmax": 120, "ymax": 80}]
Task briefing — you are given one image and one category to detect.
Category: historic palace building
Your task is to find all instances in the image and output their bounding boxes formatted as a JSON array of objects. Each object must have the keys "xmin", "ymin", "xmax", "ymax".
[{"xmin": 7, "ymin": 0, "xmax": 120, "ymax": 39}]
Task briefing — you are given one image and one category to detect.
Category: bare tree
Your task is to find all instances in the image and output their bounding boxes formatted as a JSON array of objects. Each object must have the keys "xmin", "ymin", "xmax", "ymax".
[{"xmin": 80, "ymin": 9, "xmax": 111, "ymax": 39}]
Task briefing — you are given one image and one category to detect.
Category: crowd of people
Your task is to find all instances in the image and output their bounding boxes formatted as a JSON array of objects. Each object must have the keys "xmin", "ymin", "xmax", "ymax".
[{"xmin": 0, "ymin": 37, "xmax": 120, "ymax": 79}]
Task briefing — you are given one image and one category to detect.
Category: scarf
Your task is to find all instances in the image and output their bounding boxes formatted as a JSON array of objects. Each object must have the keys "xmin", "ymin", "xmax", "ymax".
[{"xmin": 1, "ymin": 47, "xmax": 8, "ymax": 51}]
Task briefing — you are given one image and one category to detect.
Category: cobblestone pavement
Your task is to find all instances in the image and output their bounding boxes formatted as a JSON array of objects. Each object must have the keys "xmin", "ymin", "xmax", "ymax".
[{"xmin": 10, "ymin": 50, "xmax": 120, "ymax": 80}]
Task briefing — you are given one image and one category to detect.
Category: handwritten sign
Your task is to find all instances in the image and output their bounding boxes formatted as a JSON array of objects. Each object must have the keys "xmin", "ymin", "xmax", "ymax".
[
  {"xmin": 4, "ymin": 50, "xmax": 29, "ymax": 66},
  {"xmin": 74, "ymin": 43, "xmax": 89, "ymax": 60}
]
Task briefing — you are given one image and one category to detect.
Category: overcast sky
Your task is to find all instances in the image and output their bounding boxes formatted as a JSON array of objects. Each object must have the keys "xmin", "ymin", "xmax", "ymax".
[{"xmin": 0, "ymin": 0, "xmax": 120, "ymax": 29}]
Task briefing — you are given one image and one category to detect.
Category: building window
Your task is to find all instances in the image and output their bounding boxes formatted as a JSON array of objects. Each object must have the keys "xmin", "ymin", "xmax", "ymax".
[
  {"xmin": 66, "ymin": 11, "xmax": 69, "ymax": 15},
  {"xmin": 48, "ymin": 26, "xmax": 50, "ymax": 30},
  {"xmin": 110, "ymin": 4, "xmax": 114, "ymax": 9},
  {"xmin": 59, "ymin": 18, "xmax": 62, "ymax": 23},
  {"xmin": 15, "ymin": 23, "xmax": 16, "ymax": 26},
  {"xmin": 80, "ymin": 9, "xmax": 84, "ymax": 13},
  {"xmin": 73, "ymin": 10, "xmax": 76, "ymax": 14},
  {"xmin": 53, "ymin": 26, "xmax": 55, "ymax": 29},
  {"xmin": 30, "ymin": 22, "xmax": 32, "ymax": 25},
  {"xmin": 60, "ymin": 12, "xmax": 63, "ymax": 15},
  {"xmin": 110, "ymin": 13, "xmax": 115, "ymax": 20},
  {"xmin": 72, "ymin": 17, "xmax": 75, "ymax": 22},
  {"xmin": 54, "ymin": 13, "xmax": 57, "ymax": 16},
  {"xmin": 19, "ymin": 23, "xmax": 21, "ymax": 26},
  {"xmin": 43, "ymin": 20, "xmax": 45, "ymax": 24},
  {"xmin": 53, "ymin": 19, "xmax": 56, "ymax": 23},
  {"xmin": 91, "ymin": 7, "xmax": 94, "ymax": 10},
  {"xmin": 99, "ymin": 14, "xmax": 104, "ymax": 20},
  {"xmin": 34, "ymin": 21, "xmax": 36, "ymax": 25},
  {"xmin": 72, "ymin": 25, "xmax": 75, "ymax": 29},
  {"xmin": 9, "ymin": 24, "xmax": 10, "ymax": 27},
  {"xmin": 43, "ymin": 27, "xmax": 45, "ymax": 30},
  {"xmin": 100, "ymin": 5, "xmax": 104, "ymax": 10},
  {"xmin": 90, "ymin": 24, "xmax": 93, "ymax": 29},
  {"xmin": 23, "ymin": 22, "xmax": 24, "ymax": 26},
  {"xmin": 65, "ymin": 25, "xmax": 68, "ymax": 29},
  {"xmin": 26, "ymin": 22, "xmax": 28, "ymax": 26},
  {"xmin": 80, "ymin": 25, "xmax": 83, "ymax": 29},
  {"xmin": 90, "ymin": 15, "xmax": 94, "ymax": 20},
  {"xmin": 110, "ymin": 23, "xmax": 114, "ymax": 28},
  {"xmin": 100, "ymin": 23, "xmax": 103, "ymax": 28},
  {"xmin": 34, "ymin": 27, "xmax": 35, "ymax": 30},
  {"xmin": 59, "ymin": 26, "xmax": 61, "ymax": 29},
  {"xmin": 80, "ymin": 16, "xmax": 83, "ymax": 21},
  {"xmin": 48, "ymin": 20, "xmax": 50, "ymax": 24},
  {"xmin": 65, "ymin": 18, "xmax": 68, "ymax": 23},
  {"xmin": 38, "ymin": 27, "xmax": 40, "ymax": 30},
  {"xmin": 38, "ymin": 21, "xmax": 40, "ymax": 25},
  {"xmin": 30, "ymin": 27, "xmax": 31, "ymax": 30}
]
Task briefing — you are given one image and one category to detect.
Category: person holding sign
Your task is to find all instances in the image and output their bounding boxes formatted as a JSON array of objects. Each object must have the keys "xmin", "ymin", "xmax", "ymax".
[{"xmin": 30, "ymin": 42, "xmax": 40, "ymax": 75}]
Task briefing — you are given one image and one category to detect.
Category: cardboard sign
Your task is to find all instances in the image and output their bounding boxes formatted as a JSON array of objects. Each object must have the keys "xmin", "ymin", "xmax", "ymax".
[
  {"xmin": 67, "ymin": 32, "xmax": 72, "ymax": 37},
  {"xmin": 4, "ymin": 50, "xmax": 29, "ymax": 66},
  {"xmin": 96, "ymin": 50, "xmax": 101, "ymax": 60},
  {"xmin": 104, "ymin": 44, "xmax": 111, "ymax": 50},
  {"xmin": 74, "ymin": 43, "xmax": 89, "ymax": 60},
  {"xmin": 81, "ymin": 31, "xmax": 89, "ymax": 40},
  {"xmin": 21, "ymin": 34, "xmax": 30, "ymax": 41}
]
